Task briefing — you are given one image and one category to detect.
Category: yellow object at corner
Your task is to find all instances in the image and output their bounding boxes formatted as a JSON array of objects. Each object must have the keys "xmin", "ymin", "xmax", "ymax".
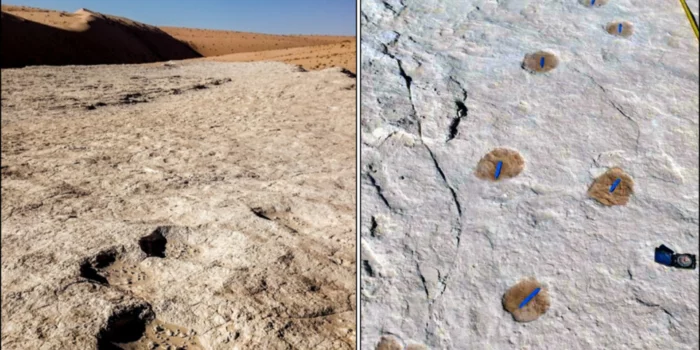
[{"xmin": 679, "ymin": 0, "xmax": 699, "ymax": 40}]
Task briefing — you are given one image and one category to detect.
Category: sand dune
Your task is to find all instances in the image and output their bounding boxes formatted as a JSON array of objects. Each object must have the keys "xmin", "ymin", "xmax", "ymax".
[
  {"xmin": 1, "ymin": 4, "xmax": 355, "ymax": 72},
  {"xmin": 161, "ymin": 26, "xmax": 353, "ymax": 57},
  {"xmin": 1, "ymin": 5, "xmax": 200, "ymax": 68},
  {"xmin": 205, "ymin": 39, "xmax": 357, "ymax": 73}
]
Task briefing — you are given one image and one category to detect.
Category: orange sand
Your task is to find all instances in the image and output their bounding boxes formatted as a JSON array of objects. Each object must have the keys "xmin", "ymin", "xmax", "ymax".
[{"xmin": 2, "ymin": 4, "xmax": 356, "ymax": 72}]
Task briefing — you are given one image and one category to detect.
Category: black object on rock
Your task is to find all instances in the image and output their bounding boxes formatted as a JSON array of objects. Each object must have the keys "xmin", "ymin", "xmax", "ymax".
[{"xmin": 654, "ymin": 244, "xmax": 696, "ymax": 269}]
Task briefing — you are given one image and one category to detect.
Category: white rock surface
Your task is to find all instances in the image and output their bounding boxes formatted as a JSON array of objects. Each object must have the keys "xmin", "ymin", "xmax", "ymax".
[
  {"xmin": 360, "ymin": 0, "xmax": 699, "ymax": 349},
  {"xmin": 1, "ymin": 62, "xmax": 356, "ymax": 349}
]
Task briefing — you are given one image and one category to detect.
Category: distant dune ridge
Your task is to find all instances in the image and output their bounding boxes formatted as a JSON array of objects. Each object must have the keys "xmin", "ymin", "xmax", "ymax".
[
  {"xmin": 205, "ymin": 39, "xmax": 357, "ymax": 73},
  {"xmin": 161, "ymin": 26, "xmax": 351, "ymax": 57},
  {"xmin": 1, "ymin": 5, "xmax": 201, "ymax": 68},
  {"xmin": 1, "ymin": 5, "xmax": 356, "ymax": 72}
]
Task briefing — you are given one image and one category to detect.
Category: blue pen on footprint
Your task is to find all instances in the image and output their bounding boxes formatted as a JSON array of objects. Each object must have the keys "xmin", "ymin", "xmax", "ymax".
[
  {"xmin": 495, "ymin": 161, "xmax": 503, "ymax": 179},
  {"xmin": 610, "ymin": 178, "xmax": 621, "ymax": 193},
  {"xmin": 519, "ymin": 288, "xmax": 541, "ymax": 309},
  {"xmin": 539, "ymin": 57, "xmax": 545, "ymax": 68},
  {"xmin": 618, "ymin": 23, "xmax": 622, "ymax": 33},
  {"xmin": 590, "ymin": 0, "xmax": 595, "ymax": 5}
]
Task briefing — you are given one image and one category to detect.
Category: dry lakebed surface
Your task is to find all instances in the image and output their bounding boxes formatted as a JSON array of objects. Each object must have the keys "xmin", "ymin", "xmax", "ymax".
[{"xmin": 1, "ymin": 61, "xmax": 357, "ymax": 349}]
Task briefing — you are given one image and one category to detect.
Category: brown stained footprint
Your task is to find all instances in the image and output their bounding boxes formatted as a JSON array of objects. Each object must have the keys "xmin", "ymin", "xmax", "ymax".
[
  {"xmin": 503, "ymin": 277, "xmax": 551, "ymax": 322},
  {"xmin": 475, "ymin": 148, "xmax": 525, "ymax": 181},
  {"xmin": 588, "ymin": 167, "xmax": 634, "ymax": 206},
  {"xmin": 522, "ymin": 51, "xmax": 559, "ymax": 73},
  {"xmin": 375, "ymin": 336, "xmax": 428, "ymax": 350},
  {"xmin": 605, "ymin": 21, "xmax": 634, "ymax": 38},
  {"xmin": 581, "ymin": 0, "xmax": 609, "ymax": 7},
  {"xmin": 376, "ymin": 336, "xmax": 402, "ymax": 350}
]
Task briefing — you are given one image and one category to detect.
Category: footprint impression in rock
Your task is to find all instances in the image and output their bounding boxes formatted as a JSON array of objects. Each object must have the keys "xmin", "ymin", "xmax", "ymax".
[
  {"xmin": 522, "ymin": 51, "xmax": 559, "ymax": 73},
  {"xmin": 581, "ymin": 0, "xmax": 608, "ymax": 7},
  {"xmin": 503, "ymin": 277, "xmax": 550, "ymax": 322},
  {"xmin": 588, "ymin": 167, "xmax": 634, "ymax": 206},
  {"xmin": 375, "ymin": 336, "xmax": 427, "ymax": 350},
  {"xmin": 605, "ymin": 21, "xmax": 634, "ymax": 38},
  {"xmin": 475, "ymin": 148, "xmax": 525, "ymax": 181},
  {"xmin": 375, "ymin": 336, "xmax": 402, "ymax": 350}
]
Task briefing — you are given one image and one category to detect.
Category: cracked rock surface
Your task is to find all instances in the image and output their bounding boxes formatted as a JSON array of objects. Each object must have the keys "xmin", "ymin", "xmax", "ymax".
[
  {"xmin": 360, "ymin": 0, "xmax": 698, "ymax": 349},
  {"xmin": 1, "ymin": 61, "xmax": 356, "ymax": 349}
]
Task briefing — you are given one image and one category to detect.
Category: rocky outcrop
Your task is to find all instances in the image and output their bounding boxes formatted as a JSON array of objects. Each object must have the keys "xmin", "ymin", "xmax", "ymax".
[{"xmin": 360, "ymin": 0, "xmax": 699, "ymax": 349}]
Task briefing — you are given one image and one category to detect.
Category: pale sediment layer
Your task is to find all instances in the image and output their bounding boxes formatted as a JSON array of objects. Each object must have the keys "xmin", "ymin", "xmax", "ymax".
[
  {"xmin": 360, "ymin": 0, "xmax": 699, "ymax": 349},
  {"xmin": 1, "ymin": 61, "xmax": 356, "ymax": 349}
]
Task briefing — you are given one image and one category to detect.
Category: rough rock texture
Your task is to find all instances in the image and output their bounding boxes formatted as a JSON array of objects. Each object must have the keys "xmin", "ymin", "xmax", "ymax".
[
  {"xmin": 360, "ymin": 0, "xmax": 698, "ymax": 349},
  {"xmin": 1, "ymin": 61, "xmax": 355, "ymax": 349}
]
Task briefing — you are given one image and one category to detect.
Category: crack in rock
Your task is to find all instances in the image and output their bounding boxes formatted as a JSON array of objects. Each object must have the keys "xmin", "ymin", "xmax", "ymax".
[
  {"xmin": 382, "ymin": 37, "xmax": 467, "ymax": 311},
  {"xmin": 447, "ymin": 76, "xmax": 469, "ymax": 142},
  {"xmin": 425, "ymin": 147, "xmax": 462, "ymax": 219},
  {"xmin": 446, "ymin": 100, "xmax": 468, "ymax": 142},
  {"xmin": 363, "ymin": 260, "xmax": 376, "ymax": 278},
  {"xmin": 366, "ymin": 173, "xmax": 393, "ymax": 210},
  {"xmin": 369, "ymin": 216, "xmax": 379, "ymax": 237},
  {"xmin": 383, "ymin": 0, "xmax": 407, "ymax": 17},
  {"xmin": 634, "ymin": 297, "xmax": 678, "ymax": 323},
  {"xmin": 416, "ymin": 262, "xmax": 431, "ymax": 301},
  {"xmin": 449, "ymin": 76, "xmax": 468, "ymax": 102}
]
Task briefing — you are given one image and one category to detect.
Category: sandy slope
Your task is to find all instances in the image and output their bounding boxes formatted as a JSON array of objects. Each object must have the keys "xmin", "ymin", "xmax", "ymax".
[
  {"xmin": 1, "ymin": 61, "xmax": 356, "ymax": 349},
  {"xmin": 161, "ymin": 26, "xmax": 353, "ymax": 57},
  {"xmin": 205, "ymin": 39, "xmax": 357, "ymax": 74},
  {"xmin": 1, "ymin": 5, "xmax": 200, "ymax": 68},
  {"xmin": 1, "ymin": 4, "xmax": 356, "ymax": 73}
]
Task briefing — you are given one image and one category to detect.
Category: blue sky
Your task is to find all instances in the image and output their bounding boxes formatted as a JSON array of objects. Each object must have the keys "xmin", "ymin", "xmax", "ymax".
[{"xmin": 6, "ymin": 0, "xmax": 356, "ymax": 35}]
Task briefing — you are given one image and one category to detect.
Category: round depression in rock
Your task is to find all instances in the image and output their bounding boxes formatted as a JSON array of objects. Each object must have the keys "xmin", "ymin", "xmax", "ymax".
[
  {"xmin": 606, "ymin": 21, "xmax": 634, "ymax": 37},
  {"xmin": 581, "ymin": 0, "xmax": 609, "ymax": 7},
  {"xmin": 522, "ymin": 51, "xmax": 559, "ymax": 73},
  {"xmin": 503, "ymin": 277, "xmax": 550, "ymax": 322},
  {"xmin": 588, "ymin": 167, "xmax": 634, "ymax": 206},
  {"xmin": 475, "ymin": 148, "xmax": 525, "ymax": 181},
  {"xmin": 375, "ymin": 336, "xmax": 402, "ymax": 350}
]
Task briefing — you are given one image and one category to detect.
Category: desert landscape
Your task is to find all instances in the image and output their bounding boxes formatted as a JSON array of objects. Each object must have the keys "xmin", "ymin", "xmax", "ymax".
[
  {"xmin": 1, "ymin": 5, "xmax": 355, "ymax": 72},
  {"xmin": 203, "ymin": 40, "xmax": 356, "ymax": 74},
  {"xmin": 162, "ymin": 26, "xmax": 356, "ymax": 74},
  {"xmin": 1, "ymin": 4, "xmax": 356, "ymax": 350},
  {"xmin": 361, "ymin": 0, "xmax": 698, "ymax": 349}
]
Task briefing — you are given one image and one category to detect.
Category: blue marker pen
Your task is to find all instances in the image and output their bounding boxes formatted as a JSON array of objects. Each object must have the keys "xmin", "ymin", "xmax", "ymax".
[
  {"xmin": 618, "ymin": 23, "xmax": 623, "ymax": 33},
  {"xmin": 610, "ymin": 178, "xmax": 621, "ymax": 193},
  {"xmin": 519, "ymin": 287, "xmax": 541, "ymax": 309},
  {"xmin": 591, "ymin": 0, "xmax": 595, "ymax": 5},
  {"xmin": 495, "ymin": 161, "xmax": 503, "ymax": 179},
  {"xmin": 539, "ymin": 57, "xmax": 545, "ymax": 68}
]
